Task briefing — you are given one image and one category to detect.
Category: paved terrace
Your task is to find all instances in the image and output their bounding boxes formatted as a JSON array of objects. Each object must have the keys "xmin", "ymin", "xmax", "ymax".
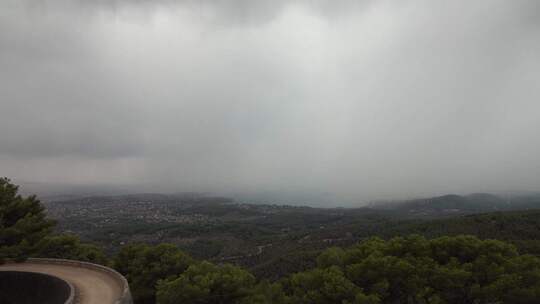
[{"xmin": 0, "ymin": 258, "xmax": 131, "ymax": 304}]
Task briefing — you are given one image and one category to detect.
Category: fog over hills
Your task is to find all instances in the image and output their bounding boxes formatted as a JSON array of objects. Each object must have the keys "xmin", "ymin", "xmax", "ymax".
[
  {"xmin": 20, "ymin": 178, "xmax": 540, "ymax": 211},
  {"xmin": 3, "ymin": 0, "xmax": 540, "ymax": 204},
  {"xmin": 4, "ymin": 3, "xmax": 540, "ymax": 302}
]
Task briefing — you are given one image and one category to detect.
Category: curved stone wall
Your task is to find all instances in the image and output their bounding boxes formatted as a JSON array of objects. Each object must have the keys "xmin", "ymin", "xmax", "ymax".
[
  {"xmin": 0, "ymin": 271, "xmax": 75, "ymax": 304},
  {"xmin": 27, "ymin": 258, "xmax": 133, "ymax": 304}
]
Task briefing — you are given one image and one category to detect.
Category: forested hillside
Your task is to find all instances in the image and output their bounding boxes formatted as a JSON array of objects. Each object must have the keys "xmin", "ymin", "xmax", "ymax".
[{"xmin": 3, "ymin": 178, "xmax": 540, "ymax": 303}]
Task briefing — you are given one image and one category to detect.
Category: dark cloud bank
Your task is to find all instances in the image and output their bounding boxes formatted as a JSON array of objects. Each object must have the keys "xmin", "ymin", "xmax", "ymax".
[{"xmin": 1, "ymin": 0, "xmax": 540, "ymax": 205}]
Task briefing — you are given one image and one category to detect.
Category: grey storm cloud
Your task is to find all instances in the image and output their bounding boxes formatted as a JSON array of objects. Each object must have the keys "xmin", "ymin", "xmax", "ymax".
[{"xmin": 1, "ymin": 0, "xmax": 540, "ymax": 203}]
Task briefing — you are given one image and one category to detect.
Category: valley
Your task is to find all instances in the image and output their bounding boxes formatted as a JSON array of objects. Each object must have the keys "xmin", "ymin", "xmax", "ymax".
[{"xmin": 43, "ymin": 192, "xmax": 540, "ymax": 280}]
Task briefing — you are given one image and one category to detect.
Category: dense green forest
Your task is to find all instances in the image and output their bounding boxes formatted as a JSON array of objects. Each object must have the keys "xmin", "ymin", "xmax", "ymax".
[{"xmin": 2, "ymin": 178, "xmax": 540, "ymax": 303}]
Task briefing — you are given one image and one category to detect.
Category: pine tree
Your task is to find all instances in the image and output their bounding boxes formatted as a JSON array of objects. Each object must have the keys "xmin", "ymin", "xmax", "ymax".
[{"xmin": 0, "ymin": 178, "xmax": 55, "ymax": 263}]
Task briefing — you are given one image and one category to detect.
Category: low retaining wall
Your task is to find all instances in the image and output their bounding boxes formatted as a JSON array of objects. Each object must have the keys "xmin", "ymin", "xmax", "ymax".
[
  {"xmin": 27, "ymin": 258, "xmax": 132, "ymax": 304},
  {"xmin": 0, "ymin": 271, "xmax": 75, "ymax": 304}
]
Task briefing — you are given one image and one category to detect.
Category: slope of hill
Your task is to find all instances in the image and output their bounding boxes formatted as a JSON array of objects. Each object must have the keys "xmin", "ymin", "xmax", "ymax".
[
  {"xmin": 371, "ymin": 192, "xmax": 540, "ymax": 216},
  {"xmin": 43, "ymin": 192, "xmax": 540, "ymax": 280}
]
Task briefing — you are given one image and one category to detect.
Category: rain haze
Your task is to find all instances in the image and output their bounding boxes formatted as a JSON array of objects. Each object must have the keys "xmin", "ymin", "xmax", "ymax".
[{"xmin": 1, "ymin": 0, "xmax": 540, "ymax": 206}]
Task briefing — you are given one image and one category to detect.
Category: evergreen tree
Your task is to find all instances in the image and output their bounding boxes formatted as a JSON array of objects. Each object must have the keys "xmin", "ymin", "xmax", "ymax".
[
  {"xmin": 114, "ymin": 243, "xmax": 193, "ymax": 304},
  {"xmin": 36, "ymin": 234, "xmax": 108, "ymax": 265},
  {"xmin": 0, "ymin": 178, "xmax": 55, "ymax": 263},
  {"xmin": 157, "ymin": 261, "xmax": 256, "ymax": 304}
]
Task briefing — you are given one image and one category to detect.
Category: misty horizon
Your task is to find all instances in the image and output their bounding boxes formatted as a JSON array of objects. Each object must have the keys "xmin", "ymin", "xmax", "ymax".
[
  {"xmin": 2, "ymin": 0, "xmax": 540, "ymax": 205},
  {"xmin": 14, "ymin": 179, "xmax": 540, "ymax": 208}
]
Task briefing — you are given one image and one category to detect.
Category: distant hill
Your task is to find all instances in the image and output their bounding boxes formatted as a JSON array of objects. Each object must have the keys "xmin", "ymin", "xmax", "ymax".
[{"xmin": 370, "ymin": 192, "xmax": 540, "ymax": 216}]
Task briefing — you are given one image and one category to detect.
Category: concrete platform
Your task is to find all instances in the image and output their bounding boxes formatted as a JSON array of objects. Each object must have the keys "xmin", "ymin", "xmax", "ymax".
[{"xmin": 0, "ymin": 259, "xmax": 131, "ymax": 304}]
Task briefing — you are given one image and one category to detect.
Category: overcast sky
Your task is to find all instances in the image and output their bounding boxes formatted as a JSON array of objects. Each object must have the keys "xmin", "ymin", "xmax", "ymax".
[{"xmin": 1, "ymin": 0, "xmax": 540, "ymax": 204}]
